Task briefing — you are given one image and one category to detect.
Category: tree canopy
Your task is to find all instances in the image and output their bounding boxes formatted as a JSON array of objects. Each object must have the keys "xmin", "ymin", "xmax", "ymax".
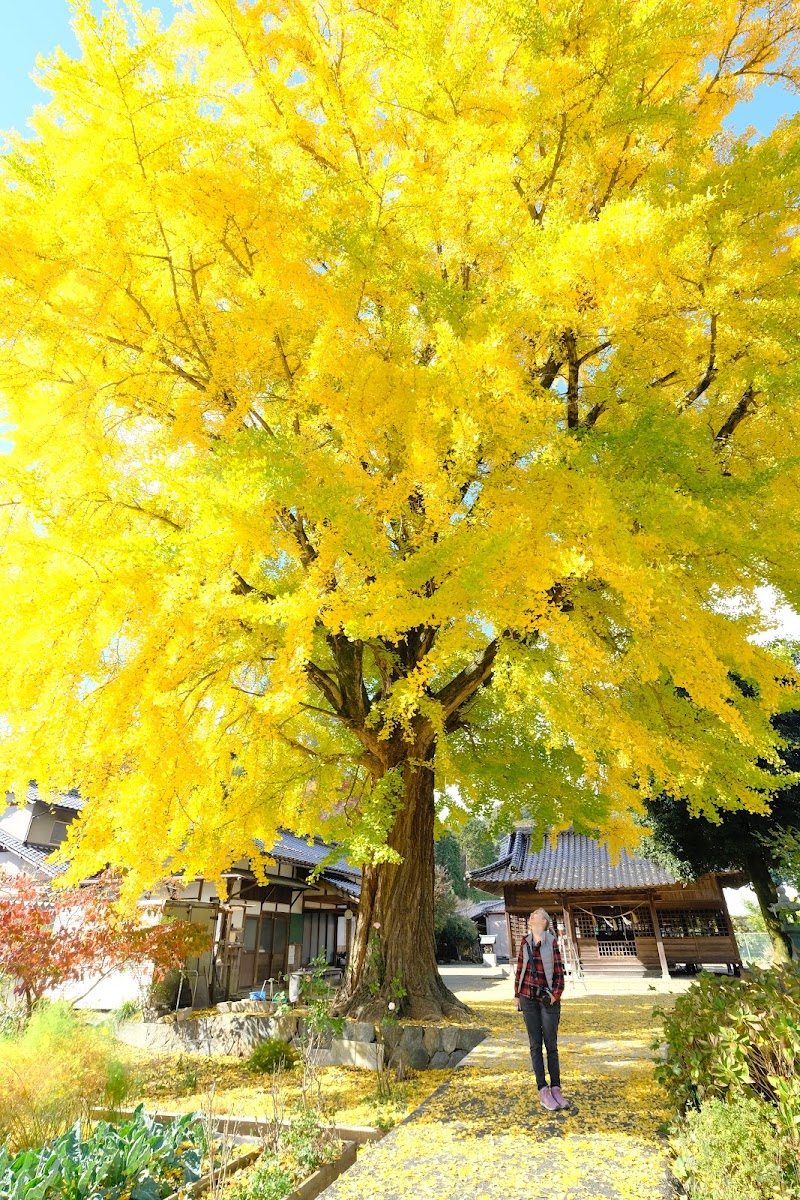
[
  {"xmin": 1, "ymin": 0, "xmax": 800, "ymax": 1011},
  {"xmin": 642, "ymin": 710, "xmax": 800, "ymax": 961}
]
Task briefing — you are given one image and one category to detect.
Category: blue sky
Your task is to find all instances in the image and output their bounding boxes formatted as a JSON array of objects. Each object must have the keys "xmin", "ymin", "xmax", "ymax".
[{"xmin": 2, "ymin": 0, "xmax": 800, "ymax": 136}]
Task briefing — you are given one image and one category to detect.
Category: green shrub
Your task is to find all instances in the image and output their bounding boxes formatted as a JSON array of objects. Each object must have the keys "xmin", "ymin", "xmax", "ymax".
[
  {"xmin": 112, "ymin": 998, "xmax": 141, "ymax": 1025},
  {"xmin": 654, "ymin": 965, "xmax": 800, "ymax": 1137},
  {"xmin": 245, "ymin": 1037, "xmax": 298, "ymax": 1074},
  {"xmin": 0, "ymin": 1002, "xmax": 133, "ymax": 1150},
  {"xmin": 228, "ymin": 1109, "xmax": 340, "ymax": 1200},
  {"xmin": 0, "ymin": 1104, "xmax": 203, "ymax": 1199},
  {"xmin": 671, "ymin": 1095, "xmax": 798, "ymax": 1199},
  {"xmin": 435, "ymin": 914, "xmax": 479, "ymax": 962},
  {"xmin": 281, "ymin": 1109, "xmax": 339, "ymax": 1177}
]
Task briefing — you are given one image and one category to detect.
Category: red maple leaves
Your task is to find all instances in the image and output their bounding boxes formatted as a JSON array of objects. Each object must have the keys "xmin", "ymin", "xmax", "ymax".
[{"xmin": 0, "ymin": 869, "xmax": 210, "ymax": 1012}]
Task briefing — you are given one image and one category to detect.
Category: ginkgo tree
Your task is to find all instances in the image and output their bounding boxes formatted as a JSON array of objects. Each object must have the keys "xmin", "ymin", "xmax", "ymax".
[{"xmin": 2, "ymin": 0, "xmax": 800, "ymax": 1017}]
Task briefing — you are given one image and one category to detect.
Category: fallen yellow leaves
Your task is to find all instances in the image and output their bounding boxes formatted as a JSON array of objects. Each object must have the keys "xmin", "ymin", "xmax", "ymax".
[
  {"xmin": 323, "ymin": 993, "xmax": 675, "ymax": 1200},
  {"xmin": 128, "ymin": 993, "xmax": 676, "ymax": 1198},
  {"xmin": 129, "ymin": 1050, "xmax": 451, "ymax": 1130}
]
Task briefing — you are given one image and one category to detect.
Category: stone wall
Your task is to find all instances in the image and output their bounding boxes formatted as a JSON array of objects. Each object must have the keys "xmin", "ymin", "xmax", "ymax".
[{"xmin": 117, "ymin": 1011, "xmax": 486, "ymax": 1071}]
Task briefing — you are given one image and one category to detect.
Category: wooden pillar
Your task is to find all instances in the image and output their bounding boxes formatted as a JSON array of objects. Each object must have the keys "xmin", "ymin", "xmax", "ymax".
[
  {"xmin": 649, "ymin": 899, "xmax": 670, "ymax": 979},
  {"xmin": 505, "ymin": 906, "xmax": 515, "ymax": 966},
  {"xmin": 562, "ymin": 904, "xmax": 576, "ymax": 975}
]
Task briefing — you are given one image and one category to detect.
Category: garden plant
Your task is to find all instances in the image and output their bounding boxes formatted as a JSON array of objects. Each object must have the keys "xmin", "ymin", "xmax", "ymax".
[
  {"xmin": 0, "ymin": 1003, "xmax": 133, "ymax": 1152},
  {"xmin": 656, "ymin": 966, "xmax": 800, "ymax": 1197},
  {"xmin": 0, "ymin": 1106, "xmax": 204, "ymax": 1200}
]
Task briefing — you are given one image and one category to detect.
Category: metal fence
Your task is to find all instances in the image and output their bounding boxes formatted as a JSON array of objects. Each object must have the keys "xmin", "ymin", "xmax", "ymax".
[{"xmin": 734, "ymin": 930, "xmax": 773, "ymax": 964}]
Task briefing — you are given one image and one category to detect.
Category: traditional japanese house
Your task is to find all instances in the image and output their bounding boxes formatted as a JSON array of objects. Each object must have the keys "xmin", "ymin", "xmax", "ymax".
[
  {"xmin": 468, "ymin": 827, "xmax": 743, "ymax": 978},
  {"xmin": 1, "ymin": 785, "xmax": 361, "ymax": 1005}
]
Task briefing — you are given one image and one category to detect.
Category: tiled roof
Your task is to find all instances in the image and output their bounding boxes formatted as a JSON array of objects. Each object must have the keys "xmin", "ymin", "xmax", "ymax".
[
  {"xmin": 0, "ymin": 828, "xmax": 64, "ymax": 879},
  {"xmin": 320, "ymin": 872, "xmax": 361, "ymax": 899},
  {"xmin": 29, "ymin": 784, "xmax": 85, "ymax": 812},
  {"xmin": 468, "ymin": 829, "xmax": 678, "ymax": 892},
  {"xmin": 464, "ymin": 898, "xmax": 506, "ymax": 919},
  {"xmin": 7, "ymin": 783, "xmax": 86, "ymax": 813},
  {"xmin": 256, "ymin": 831, "xmax": 361, "ymax": 883}
]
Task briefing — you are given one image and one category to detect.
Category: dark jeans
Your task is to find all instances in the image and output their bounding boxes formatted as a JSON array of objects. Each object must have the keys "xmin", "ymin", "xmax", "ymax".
[{"xmin": 519, "ymin": 996, "xmax": 561, "ymax": 1089}]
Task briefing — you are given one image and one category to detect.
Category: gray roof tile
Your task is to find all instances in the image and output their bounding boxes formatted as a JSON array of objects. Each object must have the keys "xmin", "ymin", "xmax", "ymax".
[
  {"xmin": 0, "ymin": 828, "xmax": 65, "ymax": 879},
  {"xmin": 320, "ymin": 873, "xmax": 361, "ymax": 898},
  {"xmin": 468, "ymin": 829, "xmax": 677, "ymax": 891},
  {"xmin": 256, "ymin": 832, "xmax": 360, "ymax": 883}
]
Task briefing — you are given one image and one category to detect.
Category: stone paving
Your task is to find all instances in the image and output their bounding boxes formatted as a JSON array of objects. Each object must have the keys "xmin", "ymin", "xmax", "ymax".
[{"xmin": 319, "ymin": 985, "xmax": 676, "ymax": 1200}]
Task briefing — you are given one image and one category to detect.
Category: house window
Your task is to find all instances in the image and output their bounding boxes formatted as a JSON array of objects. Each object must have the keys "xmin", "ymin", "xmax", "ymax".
[
  {"xmin": 302, "ymin": 911, "xmax": 339, "ymax": 965},
  {"xmin": 598, "ymin": 940, "xmax": 637, "ymax": 956},
  {"xmin": 574, "ymin": 911, "xmax": 595, "ymax": 938},
  {"xmin": 658, "ymin": 909, "xmax": 728, "ymax": 937}
]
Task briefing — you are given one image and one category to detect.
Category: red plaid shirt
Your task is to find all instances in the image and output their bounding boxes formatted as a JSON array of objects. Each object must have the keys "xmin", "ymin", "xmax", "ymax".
[{"xmin": 514, "ymin": 933, "xmax": 565, "ymax": 1003}]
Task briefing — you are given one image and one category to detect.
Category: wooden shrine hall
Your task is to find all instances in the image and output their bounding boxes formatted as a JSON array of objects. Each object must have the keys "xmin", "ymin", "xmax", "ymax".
[{"xmin": 468, "ymin": 828, "xmax": 744, "ymax": 978}]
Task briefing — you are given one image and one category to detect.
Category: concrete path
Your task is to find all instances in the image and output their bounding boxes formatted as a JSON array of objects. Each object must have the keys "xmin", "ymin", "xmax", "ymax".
[{"xmin": 319, "ymin": 990, "xmax": 676, "ymax": 1200}]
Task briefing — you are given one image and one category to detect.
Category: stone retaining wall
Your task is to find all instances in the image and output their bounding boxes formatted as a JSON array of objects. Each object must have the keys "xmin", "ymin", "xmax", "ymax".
[{"xmin": 117, "ymin": 1012, "xmax": 486, "ymax": 1071}]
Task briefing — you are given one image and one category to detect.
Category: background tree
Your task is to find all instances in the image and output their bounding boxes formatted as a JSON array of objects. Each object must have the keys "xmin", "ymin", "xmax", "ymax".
[
  {"xmin": 642, "ymin": 712, "xmax": 800, "ymax": 963},
  {"xmin": 0, "ymin": 871, "xmax": 210, "ymax": 1015},
  {"xmin": 1, "ymin": 0, "xmax": 800, "ymax": 1017},
  {"xmin": 433, "ymin": 865, "xmax": 479, "ymax": 963},
  {"xmin": 435, "ymin": 819, "xmax": 498, "ymax": 900},
  {"xmin": 434, "ymin": 833, "xmax": 468, "ymax": 899},
  {"xmin": 460, "ymin": 819, "xmax": 501, "ymax": 876}
]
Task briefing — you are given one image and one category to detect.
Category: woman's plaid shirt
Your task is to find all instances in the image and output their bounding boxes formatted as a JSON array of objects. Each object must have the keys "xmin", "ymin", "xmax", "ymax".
[{"xmin": 514, "ymin": 934, "xmax": 565, "ymax": 1003}]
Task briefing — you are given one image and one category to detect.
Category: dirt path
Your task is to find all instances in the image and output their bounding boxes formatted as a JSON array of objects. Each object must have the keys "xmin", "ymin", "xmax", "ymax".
[{"xmin": 319, "ymin": 994, "xmax": 674, "ymax": 1200}]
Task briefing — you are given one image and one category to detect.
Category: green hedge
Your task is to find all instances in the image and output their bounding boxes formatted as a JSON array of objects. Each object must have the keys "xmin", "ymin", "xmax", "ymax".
[
  {"xmin": 655, "ymin": 966, "xmax": 800, "ymax": 1198},
  {"xmin": 655, "ymin": 965, "xmax": 800, "ymax": 1130}
]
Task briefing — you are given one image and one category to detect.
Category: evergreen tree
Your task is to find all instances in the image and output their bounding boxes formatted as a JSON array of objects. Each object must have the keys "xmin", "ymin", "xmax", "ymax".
[{"xmin": 643, "ymin": 711, "xmax": 800, "ymax": 964}]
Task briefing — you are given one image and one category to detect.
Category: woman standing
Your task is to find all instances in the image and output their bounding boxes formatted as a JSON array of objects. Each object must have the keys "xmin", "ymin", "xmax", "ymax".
[{"xmin": 514, "ymin": 907, "xmax": 569, "ymax": 1111}]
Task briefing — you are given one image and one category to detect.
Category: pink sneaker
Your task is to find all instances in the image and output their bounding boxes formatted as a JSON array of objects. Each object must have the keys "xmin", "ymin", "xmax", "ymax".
[
  {"xmin": 539, "ymin": 1086, "xmax": 559, "ymax": 1111},
  {"xmin": 550, "ymin": 1085, "xmax": 569, "ymax": 1109}
]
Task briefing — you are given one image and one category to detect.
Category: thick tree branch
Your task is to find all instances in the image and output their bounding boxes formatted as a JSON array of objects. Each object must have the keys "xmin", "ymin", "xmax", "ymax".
[
  {"xmin": 578, "ymin": 340, "xmax": 611, "ymax": 366},
  {"xmin": 326, "ymin": 634, "xmax": 370, "ymax": 725},
  {"xmin": 434, "ymin": 639, "xmax": 499, "ymax": 720},
  {"xmin": 232, "ymin": 571, "xmax": 275, "ymax": 602},
  {"xmin": 583, "ymin": 402, "xmax": 606, "ymax": 429},
  {"xmin": 537, "ymin": 353, "xmax": 563, "ymax": 390},
  {"xmin": 305, "ymin": 661, "xmax": 344, "ymax": 714},
  {"xmin": 276, "ymin": 509, "xmax": 317, "ymax": 565},
  {"xmin": 715, "ymin": 384, "xmax": 758, "ymax": 445}
]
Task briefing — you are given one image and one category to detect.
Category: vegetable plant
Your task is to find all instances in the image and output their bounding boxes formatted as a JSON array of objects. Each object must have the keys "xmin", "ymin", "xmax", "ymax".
[{"xmin": 0, "ymin": 1105, "xmax": 204, "ymax": 1200}]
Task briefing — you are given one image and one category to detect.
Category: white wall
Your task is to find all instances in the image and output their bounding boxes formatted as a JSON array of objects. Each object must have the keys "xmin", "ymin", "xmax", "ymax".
[
  {"xmin": 56, "ymin": 964, "xmax": 151, "ymax": 1011},
  {"xmin": 0, "ymin": 803, "xmax": 32, "ymax": 840}
]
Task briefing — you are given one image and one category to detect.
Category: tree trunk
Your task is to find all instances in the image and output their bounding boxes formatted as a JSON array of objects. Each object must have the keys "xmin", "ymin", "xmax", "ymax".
[
  {"xmin": 742, "ymin": 844, "xmax": 793, "ymax": 966},
  {"xmin": 333, "ymin": 755, "xmax": 470, "ymax": 1021}
]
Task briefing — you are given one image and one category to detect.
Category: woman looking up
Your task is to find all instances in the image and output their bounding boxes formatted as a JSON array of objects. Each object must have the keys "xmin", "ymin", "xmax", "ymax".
[{"xmin": 514, "ymin": 907, "xmax": 568, "ymax": 1111}]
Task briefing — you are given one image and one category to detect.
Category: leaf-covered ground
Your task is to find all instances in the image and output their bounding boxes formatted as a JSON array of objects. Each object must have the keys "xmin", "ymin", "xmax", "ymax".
[
  {"xmin": 318, "ymin": 994, "xmax": 676, "ymax": 1200},
  {"xmin": 129, "ymin": 1048, "xmax": 452, "ymax": 1130}
]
